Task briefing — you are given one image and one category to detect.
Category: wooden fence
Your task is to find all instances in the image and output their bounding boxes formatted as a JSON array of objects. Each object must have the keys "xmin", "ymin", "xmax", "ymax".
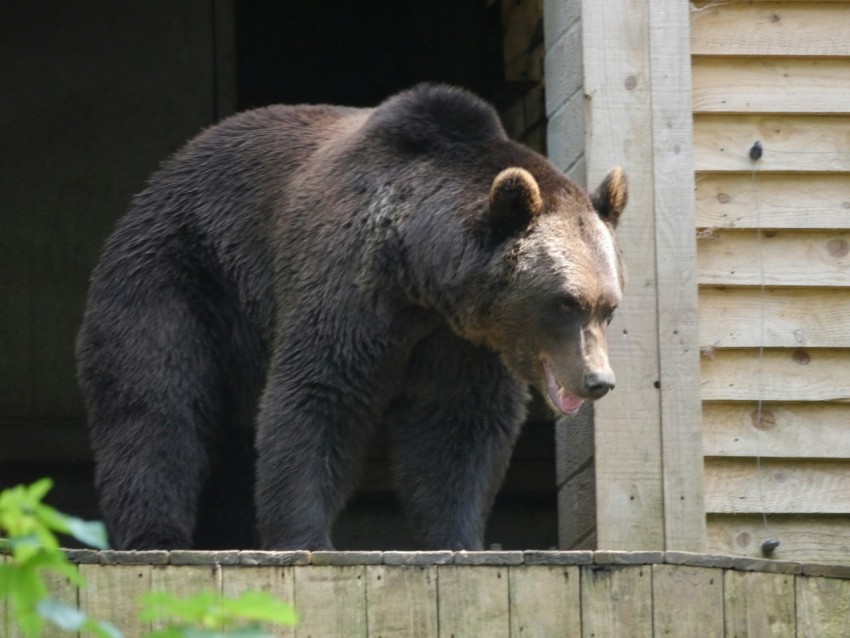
[{"xmin": 5, "ymin": 550, "xmax": 850, "ymax": 637}]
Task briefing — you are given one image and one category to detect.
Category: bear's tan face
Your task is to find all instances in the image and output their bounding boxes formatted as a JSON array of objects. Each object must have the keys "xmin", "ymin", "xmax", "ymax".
[{"xmin": 481, "ymin": 167, "xmax": 627, "ymax": 416}]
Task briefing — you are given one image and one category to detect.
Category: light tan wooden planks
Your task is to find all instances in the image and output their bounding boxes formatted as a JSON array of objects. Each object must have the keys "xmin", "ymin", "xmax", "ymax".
[
  {"xmin": 702, "ymin": 401, "xmax": 850, "ymax": 458},
  {"xmin": 694, "ymin": 115, "xmax": 850, "ymax": 172},
  {"xmin": 697, "ymin": 230, "xmax": 850, "ymax": 287},
  {"xmin": 693, "ymin": 58, "xmax": 850, "ymax": 114},
  {"xmin": 149, "ymin": 565, "xmax": 220, "ymax": 633},
  {"xmin": 79, "ymin": 564, "xmax": 151, "ymax": 638},
  {"xmin": 692, "ymin": 1, "xmax": 850, "ymax": 56},
  {"xmin": 366, "ymin": 565, "xmax": 437, "ymax": 638},
  {"xmin": 508, "ymin": 565, "xmax": 580, "ymax": 637},
  {"xmin": 580, "ymin": 565, "xmax": 653, "ymax": 637},
  {"xmin": 437, "ymin": 565, "xmax": 509, "ymax": 638},
  {"xmin": 294, "ymin": 565, "xmax": 366, "ymax": 638},
  {"xmin": 221, "ymin": 566, "xmax": 295, "ymax": 638},
  {"xmin": 707, "ymin": 514, "xmax": 850, "ymax": 564},
  {"xmin": 652, "ymin": 565, "xmax": 724, "ymax": 638},
  {"xmin": 797, "ymin": 574, "xmax": 850, "ymax": 636},
  {"xmin": 695, "ymin": 172, "xmax": 850, "ymax": 230},
  {"xmin": 705, "ymin": 458, "xmax": 850, "ymax": 514},
  {"xmin": 724, "ymin": 570, "xmax": 796, "ymax": 637},
  {"xmin": 700, "ymin": 348, "xmax": 850, "ymax": 402},
  {"xmin": 699, "ymin": 287, "xmax": 850, "ymax": 349}
]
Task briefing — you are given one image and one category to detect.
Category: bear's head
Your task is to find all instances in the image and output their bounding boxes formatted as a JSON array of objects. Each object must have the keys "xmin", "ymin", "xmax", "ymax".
[{"xmin": 475, "ymin": 165, "xmax": 627, "ymax": 417}]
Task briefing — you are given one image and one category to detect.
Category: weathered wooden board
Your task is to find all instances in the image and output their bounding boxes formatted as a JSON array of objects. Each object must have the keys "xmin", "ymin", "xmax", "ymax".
[
  {"xmin": 78, "ymin": 564, "xmax": 151, "ymax": 638},
  {"xmin": 797, "ymin": 575, "xmax": 850, "ymax": 636},
  {"xmin": 702, "ymin": 401, "xmax": 850, "ymax": 458},
  {"xmin": 692, "ymin": 2, "xmax": 850, "ymax": 57},
  {"xmin": 700, "ymin": 348, "xmax": 850, "ymax": 402},
  {"xmin": 149, "ymin": 565, "xmax": 220, "ymax": 632},
  {"xmin": 704, "ymin": 458, "xmax": 850, "ymax": 514},
  {"xmin": 694, "ymin": 58, "xmax": 850, "ymax": 114},
  {"xmin": 438, "ymin": 565, "xmax": 509, "ymax": 638},
  {"xmin": 294, "ymin": 565, "xmax": 366, "ymax": 638},
  {"xmin": 366, "ymin": 565, "xmax": 437, "ymax": 638},
  {"xmin": 581, "ymin": 0, "xmax": 665, "ymax": 552},
  {"xmin": 694, "ymin": 115, "xmax": 850, "ymax": 172},
  {"xmin": 221, "ymin": 566, "xmax": 295, "ymax": 638},
  {"xmin": 40, "ymin": 569, "xmax": 79, "ymax": 638},
  {"xmin": 695, "ymin": 172, "xmax": 850, "ymax": 230},
  {"xmin": 653, "ymin": 565, "xmax": 724, "ymax": 638},
  {"xmin": 581, "ymin": 565, "xmax": 653, "ymax": 637},
  {"xmin": 509, "ymin": 565, "xmax": 580, "ymax": 637},
  {"xmin": 707, "ymin": 514, "xmax": 850, "ymax": 564},
  {"xmin": 724, "ymin": 570, "xmax": 796, "ymax": 637},
  {"xmin": 697, "ymin": 230, "xmax": 850, "ymax": 287},
  {"xmin": 699, "ymin": 288, "xmax": 850, "ymax": 349}
]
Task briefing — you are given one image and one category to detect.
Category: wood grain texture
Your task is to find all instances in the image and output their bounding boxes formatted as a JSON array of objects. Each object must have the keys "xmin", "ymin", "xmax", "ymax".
[
  {"xmin": 797, "ymin": 574, "xmax": 850, "ymax": 636},
  {"xmin": 699, "ymin": 287, "xmax": 850, "ymax": 349},
  {"xmin": 294, "ymin": 565, "xmax": 366, "ymax": 638},
  {"xmin": 724, "ymin": 570, "xmax": 796, "ymax": 637},
  {"xmin": 221, "ymin": 566, "xmax": 295, "ymax": 638},
  {"xmin": 149, "ymin": 565, "xmax": 220, "ymax": 632},
  {"xmin": 693, "ymin": 58, "xmax": 850, "ymax": 114},
  {"xmin": 707, "ymin": 514, "xmax": 850, "ymax": 564},
  {"xmin": 693, "ymin": 115, "xmax": 850, "ymax": 172},
  {"xmin": 366, "ymin": 565, "xmax": 438, "ymax": 638},
  {"xmin": 695, "ymin": 172, "xmax": 850, "ymax": 231},
  {"xmin": 697, "ymin": 230, "xmax": 850, "ymax": 287},
  {"xmin": 581, "ymin": 0, "xmax": 665, "ymax": 552},
  {"xmin": 652, "ymin": 565, "xmax": 724, "ymax": 638},
  {"xmin": 692, "ymin": 1, "xmax": 850, "ymax": 56},
  {"xmin": 580, "ymin": 565, "xmax": 652, "ymax": 637},
  {"xmin": 650, "ymin": 0, "xmax": 707, "ymax": 552},
  {"xmin": 79, "ymin": 564, "xmax": 152, "ymax": 638},
  {"xmin": 704, "ymin": 458, "xmax": 850, "ymax": 514},
  {"xmin": 702, "ymin": 401, "xmax": 850, "ymax": 458},
  {"xmin": 437, "ymin": 565, "xmax": 510, "ymax": 638},
  {"xmin": 700, "ymin": 348, "xmax": 850, "ymax": 402},
  {"xmin": 508, "ymin": 565, "xmax": 580, "ymax": 637}
]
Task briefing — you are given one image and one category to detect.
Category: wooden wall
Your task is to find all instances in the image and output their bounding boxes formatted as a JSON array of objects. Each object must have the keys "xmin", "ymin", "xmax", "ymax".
[{"xmin": 692, "ymin": 1, "xmax": 850, "ymax": 563}]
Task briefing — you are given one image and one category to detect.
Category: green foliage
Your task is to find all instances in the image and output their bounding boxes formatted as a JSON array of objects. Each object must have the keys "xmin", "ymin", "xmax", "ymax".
[{"xmin": 141, "ymin": 590, "xmax": 298, "ymax": 638}]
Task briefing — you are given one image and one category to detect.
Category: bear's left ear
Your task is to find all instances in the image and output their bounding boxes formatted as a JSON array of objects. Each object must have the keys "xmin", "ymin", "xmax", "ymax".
[
  {"xmin": 591, "ymin": 167, "xmax": 628, "ymax": 227},
  {"xmin": 488, "ymin": 167, "xmax": 543, "ymax": 238}
]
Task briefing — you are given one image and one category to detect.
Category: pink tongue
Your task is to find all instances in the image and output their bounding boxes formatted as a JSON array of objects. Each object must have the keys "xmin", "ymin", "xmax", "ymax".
[{"xmin": 545, "ymin": 363, "xmax": 585, "ymax": 415}]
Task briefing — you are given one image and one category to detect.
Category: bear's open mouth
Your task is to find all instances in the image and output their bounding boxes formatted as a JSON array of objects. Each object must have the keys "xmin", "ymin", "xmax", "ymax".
[{"xmin": 543, "ymin": 359, "xmax": 585, "ymax": 416}]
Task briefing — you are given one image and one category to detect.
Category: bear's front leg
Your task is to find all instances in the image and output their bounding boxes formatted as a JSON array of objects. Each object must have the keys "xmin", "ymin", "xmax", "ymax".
[{"xmin": 388, "ymin": 329, "xmax": 529, "ymax": 550}]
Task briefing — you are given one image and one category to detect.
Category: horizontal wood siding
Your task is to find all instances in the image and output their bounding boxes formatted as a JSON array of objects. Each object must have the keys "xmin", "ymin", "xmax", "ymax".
[{"xmin": 692, "ymin": 0, "xmax": 850, "ymax": 565}]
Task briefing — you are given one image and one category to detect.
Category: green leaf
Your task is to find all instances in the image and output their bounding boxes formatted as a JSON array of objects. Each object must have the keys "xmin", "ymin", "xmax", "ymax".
[
  {"xmin": 82, "ymin": 616, "xmax": 124, "ymax": 638},
  {"xmin": 220, "ymin": 591, "xmax": 298, "ymax": 625},
  {"xmin": 27, "ymin": 478, "xmax": 54, "ymax": 503},
  {"xmin": 65, "ymin": 517, "xmax": 110, "ymax": 550}
]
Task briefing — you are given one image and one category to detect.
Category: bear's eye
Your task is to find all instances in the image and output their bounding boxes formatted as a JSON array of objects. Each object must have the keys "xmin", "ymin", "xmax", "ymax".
[
  {"xmin": 555, "ymin": 295, "xmax": 580, "ymax": 313},
  {"xmin": 604, "ymin": 309, "xmax": 616, "ymax": 325}
]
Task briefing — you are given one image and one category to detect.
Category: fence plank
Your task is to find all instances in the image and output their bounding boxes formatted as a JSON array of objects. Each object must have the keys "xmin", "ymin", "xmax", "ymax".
[
  {"xmin": 698, "ymin": 230, "xmax": 850, "ymax": 288},
  {"xmin": 705, "ymin": 458, "xmax": 850, "ymax": 514},
  {"xmin": 692, "ymin": 1, "xmax": 850, "ymax": 56},
  {"xmin": 695, "ymin": 172, "xmax": 850, "ymax": 231},
  {"xmin": 509, "ymin": 565, "xmax": 580, "ymax": 637},
  {"xmin": 221, "ymin": 565, "xmax": 295, "ymax": 638},
  {"xmin": 797, "ymin": 575, "xmax": 850, "ymax": 636},
  {"xmin": 724, "ymin": 569, "xmax": 796, "ymax": 637},
  {"xmin": 294, "ymin": 565, "xmax": 366, "ymax": 638},
  {"xmin": 702, "ymin": 401, "xmax": 850, "ymax": 458},
  {"xmin": 149, "ymin": 565, "xmax": 220, "ymax": 632},
  {"xmin": 581, "ymin": 565, "xmax": 652, "ymax": 638},
  {"xmin": 699, "ymin": 288, "xmax": 850, "ymax": 349},
  {"xmin": 653, "ymin": 565, "xmax": 723, "ymax": 638},
  {"xmin": 79, "ymin": 564, "xmax": 151, "ymax": 638},
  {"xmin": 694, "ymin": 58, "xmax": 850, "ymax": 114},
  {"xmin": 694, "ymin": 115, "xmax": 850, "ymax": 172},
  {"xmin": 438, "ymin": 565, "xmax": 509, "ymax": 638},
  {"xmin": 366, "ymin": 565, "xmax": 437, "ymax": 638},
  {"xmin": 700, "ymin": 348, "xmax": 850, "ymax": 402}
]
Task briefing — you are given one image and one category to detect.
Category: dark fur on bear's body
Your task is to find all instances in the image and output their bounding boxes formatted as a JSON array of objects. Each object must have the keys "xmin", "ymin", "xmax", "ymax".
[{"xmin": 77, "ymin": 85, "xmax": 626, "ymax": 550}]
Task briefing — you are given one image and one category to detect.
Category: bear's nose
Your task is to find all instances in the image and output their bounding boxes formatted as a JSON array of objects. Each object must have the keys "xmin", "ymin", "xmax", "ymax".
[{"xmin": 584, "ymin": 371, "xmax": 615, "ymax": 398}]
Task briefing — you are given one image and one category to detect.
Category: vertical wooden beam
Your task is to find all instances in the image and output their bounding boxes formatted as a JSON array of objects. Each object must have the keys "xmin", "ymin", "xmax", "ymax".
[
  {"xmin": 294, "ymin": 565, "xmax": 367, "ymax": 637},
  {"xmin": 437, "ymin": 565, "xmax": 510, "ymax": 638},
  {"xmin": 79, "ymin": 564, "xmax": 152, "ymax": 638},
  {"xmin": 509, "ymin": 565, "xmax": 581, "ymax": 637},
  {"xmin": 580, "ymin": 565, "xmax": 653, "ymax": 637},
  {"xmin": 724, "ymin": 570, "xmax": 795, "ymax": 636},
  {"xmin": 648, "ymin": 0, "xmax": 707, "ymax": 551},
  {"xmin": 796, "ymin": 575, "xmax": 850, "ymax": 636},
  {"xmin": 580, "ymin": 0, "xmax": 664, "ymax": 550},
  {"xmin": 221, "ymin": 566, "xmax": 296, "ymax": 638},
  {"xmin": 366, "ymin": 565, "xmax": 438, "ymax": 638},
  {"xmin": 653, "ymin": 565, "xmax": 723, "ymax": 637}
]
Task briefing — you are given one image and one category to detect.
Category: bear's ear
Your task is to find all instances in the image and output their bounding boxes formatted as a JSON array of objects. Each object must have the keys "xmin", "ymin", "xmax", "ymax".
[
  {"xmin": 488, "ymin": 167, "xmax": 543, "ymax": 238},
  {"xmin": 591, "ymin": 167, "xmax": 628, "ymax": 227}
]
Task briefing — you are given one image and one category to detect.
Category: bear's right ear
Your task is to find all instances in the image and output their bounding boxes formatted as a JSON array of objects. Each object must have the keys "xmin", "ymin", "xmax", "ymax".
[
  {"xmin": 488, "ymin": 167, "xmax": 543, "ymax": 238},
  {"xmin": 591, "ymin": 167, "xmax": 628, "ymax": 227}
]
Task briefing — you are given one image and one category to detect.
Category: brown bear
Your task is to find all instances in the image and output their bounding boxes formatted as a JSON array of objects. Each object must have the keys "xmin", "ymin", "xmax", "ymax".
[{"xmin": 76, "ymin": 84, "xmax": 627, "ymax": 551}]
